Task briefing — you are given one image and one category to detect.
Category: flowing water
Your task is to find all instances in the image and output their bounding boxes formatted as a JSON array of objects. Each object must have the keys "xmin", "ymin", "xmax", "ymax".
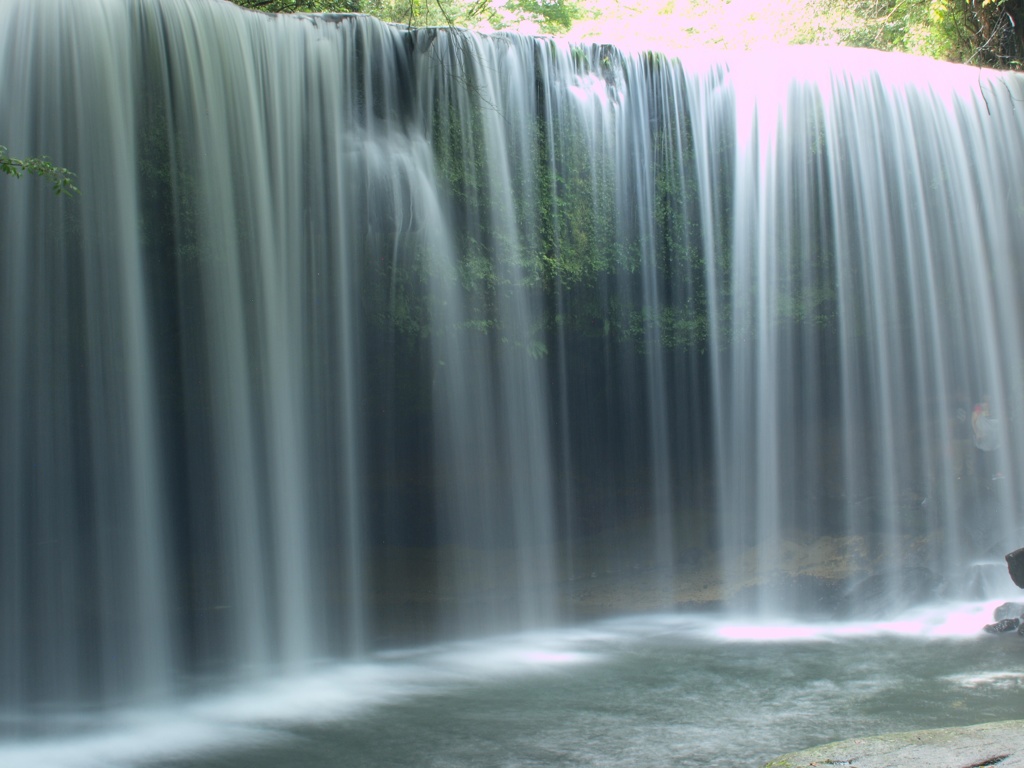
[
  {"xmin": 2, "ymin": 0, "xmax": 1024, "ymax": 756},
  {"xmin": 2, "ymin": 604, "xmax": 1024, "ymax": 767}
]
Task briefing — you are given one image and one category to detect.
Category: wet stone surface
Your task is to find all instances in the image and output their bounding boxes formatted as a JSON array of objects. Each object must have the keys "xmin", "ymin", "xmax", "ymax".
[{"xmin": 764, "ymin": 721, "xmax": 1024, "ymax": 768}]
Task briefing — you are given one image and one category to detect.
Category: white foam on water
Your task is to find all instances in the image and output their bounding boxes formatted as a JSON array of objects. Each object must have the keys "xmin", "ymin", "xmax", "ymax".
[
  {"xmin": 0, "ymin": 602, "xmax": 1013, "ymax": 767},
  {"xmin": 689, "ymin": 599, "xmax": 1010, "ymax": 643},
  {"xmin": 0, "ymin": 629, "xmax": 607, "ymax": 768},
  {"xmin": 946, "ymin": 671, "xmax": 1024, "ymax": 689}
]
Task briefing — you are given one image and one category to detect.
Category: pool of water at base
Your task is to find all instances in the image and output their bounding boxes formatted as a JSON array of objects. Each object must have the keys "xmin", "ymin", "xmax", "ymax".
[{"xmin": 4, "ymin": 600, "xmax": 1024, "ymax": 768}]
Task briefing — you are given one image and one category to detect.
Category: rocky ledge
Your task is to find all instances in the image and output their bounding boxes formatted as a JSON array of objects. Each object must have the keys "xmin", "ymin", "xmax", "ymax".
[{"xmin": 764, "ymin": 720, "xmax": 1024, "ymax": 768}]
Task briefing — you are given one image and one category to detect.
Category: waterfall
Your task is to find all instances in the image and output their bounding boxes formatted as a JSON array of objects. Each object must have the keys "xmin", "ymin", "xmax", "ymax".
[{"xmin": 2, "ymin": 0, "xmax": 1024, "ymax": 726}]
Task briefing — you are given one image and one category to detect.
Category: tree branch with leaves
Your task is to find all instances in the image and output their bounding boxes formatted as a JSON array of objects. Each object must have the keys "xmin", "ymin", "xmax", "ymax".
[{"xmin": 0, "ymin": 146, "xmax": 78, "ymax": 195}]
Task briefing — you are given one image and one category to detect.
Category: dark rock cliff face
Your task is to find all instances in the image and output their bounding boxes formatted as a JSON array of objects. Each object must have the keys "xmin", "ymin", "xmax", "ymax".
[{"xmin": 1006, "ymin": 548, "xmax": 1024, "ymax": 589}]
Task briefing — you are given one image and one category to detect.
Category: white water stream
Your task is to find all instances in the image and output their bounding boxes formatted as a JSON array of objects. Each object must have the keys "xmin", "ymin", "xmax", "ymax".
[{"xmin": 1, "ymin": 0, "xmax": 1024, "ymax": 753}]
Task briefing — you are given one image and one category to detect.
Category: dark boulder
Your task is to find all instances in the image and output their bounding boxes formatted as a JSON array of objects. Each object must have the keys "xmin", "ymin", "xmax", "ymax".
[
  {"xmin": 994, "ymin": 602, "xmax": 1024, "ymax": 622},
  {"xmin": 983, "ymin": 617, "xmax": 1021, "ymax": 634},
  {"xmin": 1005, "ymin": 547, "xmax": 1024, "ymax": 588}
]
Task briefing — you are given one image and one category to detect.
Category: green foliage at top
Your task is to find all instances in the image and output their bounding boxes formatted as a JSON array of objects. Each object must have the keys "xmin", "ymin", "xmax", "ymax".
[
  {"xmin": 229, "ymin": 0, "xmax": 356, "ymax": 10},
  {"xmin": 229, "ymin": 0, "xmax": 1023, "ymax": 68},
  {"xmin": 0, "ymin": 145, "xmax": 78, "ymax": 195},
  {"xmin": 228, "ymin": 0, "xmax": 584, "ymax": 33},
  {"xmin": 831, "ymin": 0, "xmax": 1024, "ymax": 69}
]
